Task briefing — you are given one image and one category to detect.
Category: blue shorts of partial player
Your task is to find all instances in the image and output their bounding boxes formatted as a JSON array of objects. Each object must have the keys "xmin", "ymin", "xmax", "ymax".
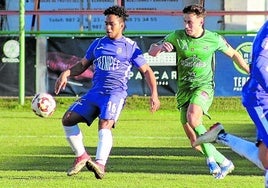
[
  {"xmin": 68, "ymin": 91, "xmax": 127, "ymax": 127},
  {"xmin": 242, "ymin": 88, "xmax": 268, "ymax": 148}
]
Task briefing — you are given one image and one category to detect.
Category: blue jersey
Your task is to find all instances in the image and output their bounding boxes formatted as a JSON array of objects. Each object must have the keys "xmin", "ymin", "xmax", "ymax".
[
  {"xmin": 68, "ymin": 36, "xmax": 147, "ymax": 125},
  {"xmin": 242, "ymin": 21, "xmax": 268, "ymax": 107},
  {"xmin": 84, "ymin": 36, "xmax": 146, "ymax": 95},
  {"xmin": 242, "ymin": 21, "xmax": 268, "ymax": 147}
]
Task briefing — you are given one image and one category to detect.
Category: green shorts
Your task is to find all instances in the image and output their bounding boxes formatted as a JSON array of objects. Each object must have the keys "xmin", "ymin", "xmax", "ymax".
[{"xmin": 177, "ymin": 87, "xmax": 214, "ymax": 125}]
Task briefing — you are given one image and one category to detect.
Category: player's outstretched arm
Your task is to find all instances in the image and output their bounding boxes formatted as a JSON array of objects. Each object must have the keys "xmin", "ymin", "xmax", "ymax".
[
  {"xmin": 148, "ymin": 41, "xmax": 174, "ymax": 57},
  {"xmin": 224, "ymin": 47, "xmax": 250, "ymax": 74},
  {"xmin": 139, "ymin": 64, "xmax": 160, "ymax": 112},
  {"xmin": 54, "ymin": 69, "xmax": 69, "ymax": 95},
  {"xmin": 54, "ymin": 58, "xmax": 91, "ymax": 95}
]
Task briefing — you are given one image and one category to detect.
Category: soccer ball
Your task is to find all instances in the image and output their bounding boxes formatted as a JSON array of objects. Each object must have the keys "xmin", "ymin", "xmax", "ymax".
[{"xmin": 31, "ymin": 93, "xmax": 56, "ymax": 118}]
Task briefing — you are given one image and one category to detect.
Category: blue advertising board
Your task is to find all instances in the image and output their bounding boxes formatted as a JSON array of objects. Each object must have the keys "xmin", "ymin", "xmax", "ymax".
[{"xmin": 214, "ymin": 36, "xmax": 253, "ymax": 96}]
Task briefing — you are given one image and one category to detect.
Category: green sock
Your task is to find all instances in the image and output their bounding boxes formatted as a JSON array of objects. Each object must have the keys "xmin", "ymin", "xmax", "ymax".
[
  {"xmin": 194, "ymin": 124, "xmax": 214, "ymax": 158},
  {"xmin": 210, "ymin": 145, "xmax": 225, "ymax": 164},
  {"xmin": 195, "ymin": 124, "xmax": 225, "ymax": 164}
]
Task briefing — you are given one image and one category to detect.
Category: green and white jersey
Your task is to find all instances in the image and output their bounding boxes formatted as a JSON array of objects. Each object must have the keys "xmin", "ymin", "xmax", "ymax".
[{"xmin": 164, "ymin": 29, "xmax": 229, "ymax": 95}]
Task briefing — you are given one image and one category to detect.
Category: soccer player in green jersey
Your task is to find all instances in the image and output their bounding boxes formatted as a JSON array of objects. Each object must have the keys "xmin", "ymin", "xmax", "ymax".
[{"xmin": 148, "ymin": 4, "xmax": 249, "ymax": 179}]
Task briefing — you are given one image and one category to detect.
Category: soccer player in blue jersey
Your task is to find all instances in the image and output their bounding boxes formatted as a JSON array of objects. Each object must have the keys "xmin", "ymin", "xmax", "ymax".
[
  {"xmin": 54, "ymin": 5, "xmax": 160, "ymax": 179},
  {"xmin": 194, "ymin": 21, "xmax": 268, "ymax": 187}
]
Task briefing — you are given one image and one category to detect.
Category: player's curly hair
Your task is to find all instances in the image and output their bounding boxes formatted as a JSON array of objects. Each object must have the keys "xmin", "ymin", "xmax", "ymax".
[
  {"xmin": 183, "ymin": 4, "xmax": 206, "ymax": 18},
  {"xmin": 104, "ymin": 5, "xmax": 129, "ymax": 22}
]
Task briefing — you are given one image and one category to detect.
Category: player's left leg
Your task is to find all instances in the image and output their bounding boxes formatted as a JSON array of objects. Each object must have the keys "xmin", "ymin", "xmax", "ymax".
[
  {"xmin": 265, "ymin": 170, "xmax": 268, "ymax": 188},
  {"xmin": 87, "ymin": 119, "xmax": 114, "ymax": 179},
  {"xmin": 186, "ymin": 103, "xmax": 222, "ymax": 177},
  {"xmin": 246, "ymin": 105, "xmax": 268, "ymax": 170},
  {"xmin": 86, "ymin": 93, "xmax": 126, "ymax": 179},
  {"xmin": 190, "ymin": 90, "xmax": 234, "ymax": 179}
]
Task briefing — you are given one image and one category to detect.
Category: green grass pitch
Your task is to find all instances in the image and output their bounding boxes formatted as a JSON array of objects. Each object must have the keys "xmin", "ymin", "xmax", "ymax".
[{"xmin": 0, "ymin": 97, "xmax": 264, "ymax": 188}]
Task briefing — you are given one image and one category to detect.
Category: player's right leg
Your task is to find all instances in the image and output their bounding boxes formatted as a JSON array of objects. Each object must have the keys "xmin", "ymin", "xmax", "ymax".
[
  {"xmin": 190, "ymin": 90, "xmax": 235, "ymax": 178},
  {"xmin": 194, "ymin": 124, "xmax": 222, "ymax": 177},
  {"xmin": 194, "ymin": 122, "xmax": 265, "ymax": 170},
  {"xmin": 86, "ymin": 160, "xmax": 105, "ymax": 179}
]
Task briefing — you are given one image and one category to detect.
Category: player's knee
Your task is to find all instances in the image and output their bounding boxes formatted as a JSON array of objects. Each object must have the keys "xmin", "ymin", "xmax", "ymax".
[
  {"xmin": 62, "ymin": 117, "xmax": 70, "ymax": 126},
  {"xmin": 190, "ymin": 139, "xmax": 196, "ymax": 148},
  {"xmin": 62, "ymin": 112, "xmax": 73, "ymax": 126},
  {"xmin": 261, "ymin": 155, "xmax": 268, "ymax": 168},
  {"xmin": 258, "ymin": 143, "xmax": 268, "ymax": 168},
  {"xmin": 261, "ymin": 160, "xmax": 268, "ymax": 169},
  {"xmin": 99, "ymin": 119, "xmax": 114, "ymax": 130}
]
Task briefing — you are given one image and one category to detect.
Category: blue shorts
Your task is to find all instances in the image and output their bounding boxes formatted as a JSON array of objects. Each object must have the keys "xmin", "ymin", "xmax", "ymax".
[
  {"xmin": 68, "ymin": 92, "xmax": 126, "ymax": 126},
  {"xmin": 242, "ymin": 82, "xmax": 268, "ymax": 147},
  {"xmin": 243, "ymin": 102, "xmax": 268, "ymax": 147}
]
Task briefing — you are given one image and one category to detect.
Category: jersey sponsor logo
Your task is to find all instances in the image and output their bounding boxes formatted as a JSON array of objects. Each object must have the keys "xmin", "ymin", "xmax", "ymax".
[
  {"xmin": 94, "ymin": 56, "xmax": 120, "ymax": 71},
  {"xmin": 180, "ymin": 56, "xmax": 205, "ymax": 68}
]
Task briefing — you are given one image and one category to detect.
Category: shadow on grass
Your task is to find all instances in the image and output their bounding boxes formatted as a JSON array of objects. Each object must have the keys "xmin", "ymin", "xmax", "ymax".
[{"xmin": 0, "ymin": 146, "xmax": 263, "ymax": 176}]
